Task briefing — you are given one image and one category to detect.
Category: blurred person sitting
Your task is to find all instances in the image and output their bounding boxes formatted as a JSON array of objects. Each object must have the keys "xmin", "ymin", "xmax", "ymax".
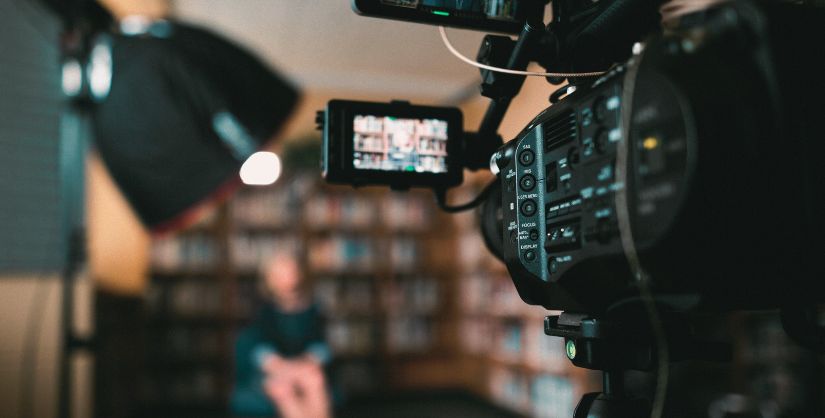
[{"xmin": 231, "ymin": 252, "xmax": 332, "ymax": 418}]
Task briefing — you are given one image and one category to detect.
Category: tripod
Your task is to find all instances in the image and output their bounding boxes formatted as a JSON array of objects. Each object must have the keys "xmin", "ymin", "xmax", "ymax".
[{"xmin": 545, "ymin": 312, "xmax": 731, "ymax": 418}]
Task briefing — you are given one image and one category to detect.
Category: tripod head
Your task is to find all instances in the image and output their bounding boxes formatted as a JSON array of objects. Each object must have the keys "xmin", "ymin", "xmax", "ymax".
[{"xmin": 545, "ymin": 311, "xmax": 731, "ymax": 418}]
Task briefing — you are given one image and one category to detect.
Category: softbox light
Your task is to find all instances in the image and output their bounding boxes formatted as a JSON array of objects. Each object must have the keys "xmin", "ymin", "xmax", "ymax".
[{"xmin": 93, "ymin": 20, "xmax": 299, "ymax": 233}]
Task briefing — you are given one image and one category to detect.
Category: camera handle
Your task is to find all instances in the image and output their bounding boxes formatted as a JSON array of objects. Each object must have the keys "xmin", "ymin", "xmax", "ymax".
[
  {"xmin": 545, "ymin": 312, "xmax": 731, "ymax": 417},
  {"xmin": 460, "ymin": 16, "xmax": 546, "ymax": 171}
]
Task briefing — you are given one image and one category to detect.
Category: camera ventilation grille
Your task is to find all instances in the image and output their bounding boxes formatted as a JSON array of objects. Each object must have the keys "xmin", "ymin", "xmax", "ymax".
[{"xmin": 543, "ymin": 110, "xmax": 577, "ymax": 152}]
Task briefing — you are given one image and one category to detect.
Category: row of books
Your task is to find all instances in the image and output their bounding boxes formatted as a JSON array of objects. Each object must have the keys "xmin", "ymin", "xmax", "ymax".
[
  {"xmin": 382, "ymin": 276, "xmax": 441, "ymax": 314},
  {"xmin": 306, "ymin": 235, "xmax": 424, "ymax": 273},
  {"xmin": 304, "ymin": 194, "xmax": 381, "ymax": 229},
  {"xmin": 151, "ymin": 232, "xmax": 428, "ymax": 274},
  {"xmin": 151, "ymin": 234, "xmax": 218, "ymax": 272},
  {"xmin": 324, "ymin": 316, "xmax": 441, "ymax": 355},
  {"xmin": 231, "ymin": 187, "xmax": 299, "ymax": 228},
  {"xmin": 230, "ymin": 234, "xmax": 300, "ymax": 273},
  {"xmin": 461, "ymin": 317, "xmax": 569, "ymax": 373},
  {"xmin": 142, "ymin": 370, "xmax": 220, "ymax": 404},
  {"xmin": 332, "ymin": 361, "xmax": 380, "ymax": 396},
  {"xmin": 315, "ymin": 275, "xmax": 441, "ymax": 315},
  {"xmin": 457, "ymin": 232, "xmax": 501, "ymax": 272},
  {"xmin": 148, "ymin": 277, "xmax": 262, "ymax": 321},
  {"xmin": 460, "ymin": 272, "xmax": 552, "ymax": 318},
  {"xmin": 382, "ymin": 192, "xmax": 431, "ymax": 229},
  {"xmin": 315, "ymin": 277, "xmax": 374, "ymax": 314},
  {"xmin": 385, "ymin": 315, "xmax": 436, "ymax": 353},
  {"xmin": 388, "ymin": 237, "xmax": 420, "ymax": 271},
  {"xmin": 303, "ymin": 193, "xmax": 432, "ymax": 230},
  {"xmin": 152, "ymin": 208, "xmax": 432, "ymax": 275},
  {"xmin": 150, "ymin": 234, "xmax": 425, "ymax": 276},
  {"xmin": 489, "ymin": 367, "xmax": 576, "ymax": 418},
  {"xmin": 326, "ymin": 318, "xmax": 375, "ymax": 355},
  {"xmin": 217, "ymin": 183, "xmax": 434, "ymax": 233},
  {"xmin": 146, "ymin": 281, "xmax": 222, "ymax": 318},
  {"xmin": 308, "ymin": 236, "xmax": 376, "ymax": 273},
  {"xmin": 145, "ymin": 327, "xmax": 222, "ymax": 362}
]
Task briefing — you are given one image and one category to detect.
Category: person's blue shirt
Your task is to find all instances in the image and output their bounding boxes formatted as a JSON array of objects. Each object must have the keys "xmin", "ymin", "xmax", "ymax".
[{"xmin": 230, "ymin": 303, "xmax": 331, "ymax": 417}]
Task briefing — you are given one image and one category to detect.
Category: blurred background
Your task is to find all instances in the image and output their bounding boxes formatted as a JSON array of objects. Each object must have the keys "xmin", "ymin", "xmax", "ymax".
[{"xmin": 1, "ymin": 1, "xmax": 823, "ymax": 418}]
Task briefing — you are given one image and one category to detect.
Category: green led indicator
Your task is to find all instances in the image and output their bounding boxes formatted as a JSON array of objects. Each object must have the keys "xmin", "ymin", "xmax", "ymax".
[
  {"xmin": 565, "ymin": 340, "xmax": 577, "ymax": 360},
  {"xmin": 405, "ymin": 166, "xmax": 415, "ymax": 172},
  {"xmin": 432, "ymin": 10, "xmax": 450, "ymax": 16}
]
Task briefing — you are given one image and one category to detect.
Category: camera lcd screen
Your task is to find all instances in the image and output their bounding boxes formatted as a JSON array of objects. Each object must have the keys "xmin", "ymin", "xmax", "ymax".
[
  {"xmin": 352, "ymin": 115, "xmax": 449, "ymax": 174},
  {"xmin": 322, "ymin": 99, "xmax": 462, "ymax": 188}
]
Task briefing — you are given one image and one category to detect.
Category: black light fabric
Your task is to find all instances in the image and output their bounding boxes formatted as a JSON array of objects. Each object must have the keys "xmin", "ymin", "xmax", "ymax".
[{"xmin": 93, "ymin": 21, "xmax": 299, "ymax": 233}]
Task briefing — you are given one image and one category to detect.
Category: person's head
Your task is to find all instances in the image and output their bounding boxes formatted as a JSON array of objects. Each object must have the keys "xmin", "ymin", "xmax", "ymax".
[{"xmin": 260, "ymin": 252, "xmax": 306, "ymax": 308}]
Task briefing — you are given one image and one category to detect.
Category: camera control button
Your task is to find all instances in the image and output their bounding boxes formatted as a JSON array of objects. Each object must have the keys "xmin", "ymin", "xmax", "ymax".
[
  {"xmin": 529, "ymin": 229, "xmax": 539, "ymax": 241},
  {"xmin": 593, "ymin": 96, "xmax": 608, "ymax": 122},
  {"xmin": 520, "ymin": 199, "xmax": 537, "ymax": 217},
  {"xmin": 595, "ymin": 129, "xmax": 608, "ymax": 154},
  {"xmin": 549, "ymin": 258, "xmax": 559, "ymax": 274},
  {"xmin": 524, "ymin": 250, "xmax": 536, "ymax": 262},
  {"xmin": 518, "ymin": 149, "xmax": 535, "ymax": 165},
  {"xmin": 520, "ymin": 174, "xmax": 536, "ymax": 191}
]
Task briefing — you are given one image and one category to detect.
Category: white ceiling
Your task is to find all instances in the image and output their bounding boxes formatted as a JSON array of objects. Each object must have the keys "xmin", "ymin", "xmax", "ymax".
[{"xmin": 172, "ymin": 0, "xmax": 494, "ymax": 103}]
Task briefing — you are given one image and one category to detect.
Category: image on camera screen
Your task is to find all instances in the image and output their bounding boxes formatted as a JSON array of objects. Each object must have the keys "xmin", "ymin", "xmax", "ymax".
[
  {"xmin": 352, "ymin": 115, "xmax": 449, "ymax": 173},
  {"xmin": 380, "ymin": 0, "xmax": 519, "ymax": 22}
]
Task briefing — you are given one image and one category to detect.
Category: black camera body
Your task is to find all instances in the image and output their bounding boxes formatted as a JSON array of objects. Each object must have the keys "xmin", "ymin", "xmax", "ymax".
[
  {"xmin": 320, "ymin": 99, "xmax": 463, "ymax": 189},
  {"xmin": 351, "ymin": 0, "xmax": 545, "ymax": 34},
  {"xmin": 493, "ymin": 2, "xmax": 825, "ymax": 314},
  {"xmin": 326, "ymin": 1, "xmax": 825, "ymax": 411}
]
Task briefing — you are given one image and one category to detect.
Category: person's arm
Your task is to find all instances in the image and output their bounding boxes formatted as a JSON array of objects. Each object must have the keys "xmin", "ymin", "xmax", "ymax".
[
  {"xmin": 231, "ymin": 327, "xmax": 277, "ymax": 416},
  {"xmin": 304, "ymin": 342, "xmax": 332, "ymax": 366},
  {"xmin": 255, "ymin": 343, "xmax": 298, "ymax": 377},
  {"xmin": 233, "ymin": 327, "xmax": 258, "ymax": 388}
]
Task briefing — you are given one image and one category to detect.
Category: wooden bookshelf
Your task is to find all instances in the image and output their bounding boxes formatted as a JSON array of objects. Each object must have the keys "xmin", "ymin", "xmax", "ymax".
[
  {"xmin": 142, "ymin": 205, "xmax": 232, "ymax": 417},
  {"xmin": 451, "ymin": 172, "xmax": 600, "ymax": 418},
  {"xmin": 142, "ymin": 172, "xmax": 463, "ymax": 416}
]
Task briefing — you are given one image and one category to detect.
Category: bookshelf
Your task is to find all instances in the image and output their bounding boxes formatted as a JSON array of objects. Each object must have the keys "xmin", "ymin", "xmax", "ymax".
[
  {"xmin": 142, "ymin": 172, "xmax": 460, "ymax": 416},
  {"xmin": 143, "ymin": 207, "xmax": 231, "ymax": 418}
]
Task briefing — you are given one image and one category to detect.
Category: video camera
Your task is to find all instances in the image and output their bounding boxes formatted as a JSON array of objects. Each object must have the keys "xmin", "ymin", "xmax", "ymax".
[{"xmin": 318, "ymin": 1, "xmax": 825, "ymax": 413}]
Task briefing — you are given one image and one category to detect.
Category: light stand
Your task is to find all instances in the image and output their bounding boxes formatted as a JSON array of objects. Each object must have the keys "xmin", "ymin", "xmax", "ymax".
[{"xmin": 57, "ymin": 104, "xmax": 93, "ymax": 418}]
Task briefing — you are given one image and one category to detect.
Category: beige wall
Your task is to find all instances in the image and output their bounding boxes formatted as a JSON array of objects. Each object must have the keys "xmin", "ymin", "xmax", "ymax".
[
  {"xmin": 0, "ymin": 276, "xmax": 93, "ymax": 418},
  {"xmin": 98, "ymin": 0, "xmax": 169, "ymax": 19},
  {"xmin": 0, "ymin": 277, "xmax": 60, "ymax": 418},
  {"xmin": 86, "ymin": 155, "xmax": 151, "ymax": 296}
]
